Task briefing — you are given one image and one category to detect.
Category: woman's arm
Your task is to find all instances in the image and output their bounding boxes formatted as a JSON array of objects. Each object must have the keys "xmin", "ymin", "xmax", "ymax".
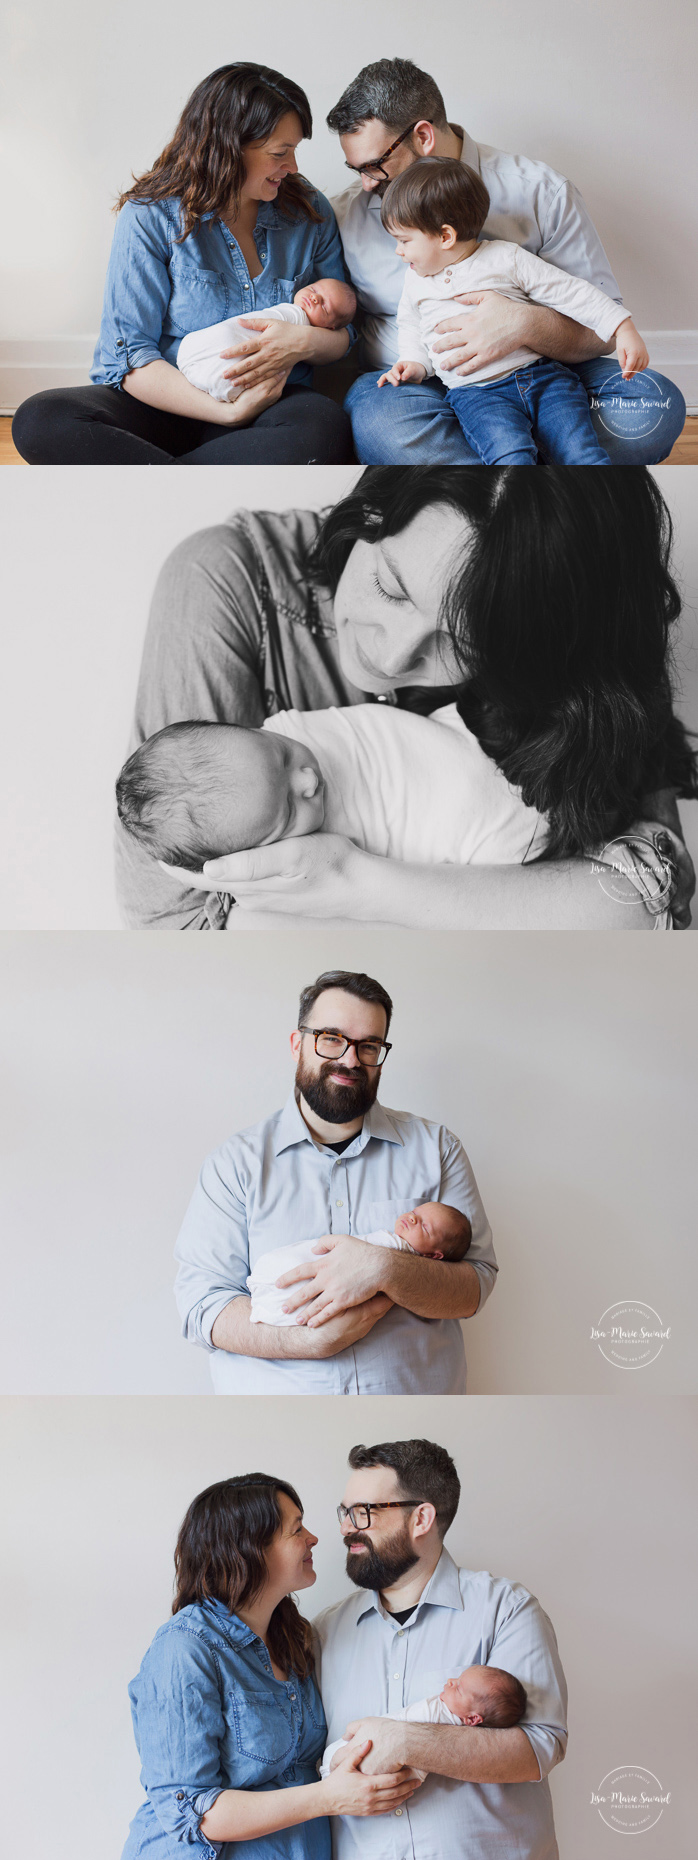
[
  {"xmin": 123, "ymin": 355, "xmax": 287, "ymax": 422},
  {"xmin": 167, "ymin": 834, "xmax": 656, "ymax": 931},
  {"xmin": 201, "ymin": 1748, "xmax": 419, "ymax": 1841}
]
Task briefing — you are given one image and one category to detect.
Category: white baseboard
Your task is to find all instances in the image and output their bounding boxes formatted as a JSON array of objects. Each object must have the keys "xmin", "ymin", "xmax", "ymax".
[{"xmin": 1, "ymin": 331, "xmax": 698, "ymax": 415}]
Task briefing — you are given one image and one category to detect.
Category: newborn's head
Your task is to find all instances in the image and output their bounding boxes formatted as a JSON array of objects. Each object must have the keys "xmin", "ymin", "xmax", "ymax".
[
  {"xmin": 393, "ymin": 1202, "xmax": 472, "ymax": 1261},
  {"xmin": 293, "ymin": 277, "xmax": 357, "ymax": 330},
  {"xmin": 116, "ymin": 721, "xmax": 325, "ymax": 868},
  {"xmin": 440, "ymin": 1665, "xmax": 527, "ymax": 1728}
]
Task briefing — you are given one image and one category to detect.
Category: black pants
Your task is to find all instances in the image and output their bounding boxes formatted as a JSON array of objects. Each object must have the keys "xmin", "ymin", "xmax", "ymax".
[{"xmin": 12, "ymin": 381, "xmax": 354, "ymax": 464}]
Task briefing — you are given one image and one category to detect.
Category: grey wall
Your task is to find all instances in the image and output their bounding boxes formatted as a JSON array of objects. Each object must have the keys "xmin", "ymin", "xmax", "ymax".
[
  {"xmin": 2, "ymin": 929, "xmax": 695, "ymax": 1395},
  {"xmin": 2, "ymin": 0, "xmax": 697, "ymax": 336},
  {"xmin": 1, "ymin": 464, "xmax": 697, "ymax": 929},
  {"xmin": 1, "ymin": 1395, "xmax": 694, "ymax": 1860}
]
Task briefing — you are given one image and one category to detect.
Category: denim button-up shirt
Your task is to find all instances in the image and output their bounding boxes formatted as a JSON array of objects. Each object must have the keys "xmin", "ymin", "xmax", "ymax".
[
  {"xmin": 122, "ymin": 1597, "xmax": 329, "ymax": 1860},
  {"xmin": 314, "ymin": 1549, "xmax": 568, "ymax": 1860},
  {"xmin": 174, "ymin": 1094, "xmax": 496, "ymax": 1395},
  {"xmin": 91, "ymin": 191, "xmax": 353, "ymax": 388}
]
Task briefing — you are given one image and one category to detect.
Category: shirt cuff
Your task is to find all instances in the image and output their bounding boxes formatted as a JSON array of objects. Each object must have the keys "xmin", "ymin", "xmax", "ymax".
[
  {"xmin": 468, "ymin": 1259, "xmax": 498, "ymax": 1313},
  {"xmin": 99, "ymin": 338, "xmax": 164, "ymax": 387},
  {"xmin": 520, "ymin": 1724, "xmax": 567, "ymax": 1780}
]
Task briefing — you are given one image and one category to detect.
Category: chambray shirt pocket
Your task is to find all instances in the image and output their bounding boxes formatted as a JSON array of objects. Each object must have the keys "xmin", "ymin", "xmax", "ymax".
[
  {"xmin": 228, "ymin": 1685, "xmax": 296, "ymax": 1772},
  {"xmin": 168, "ymin": 260, "xmax": 230, "ymax": 335}
]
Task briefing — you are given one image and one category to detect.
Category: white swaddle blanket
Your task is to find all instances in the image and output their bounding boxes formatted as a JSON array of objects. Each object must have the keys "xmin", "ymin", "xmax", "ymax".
[
  {"xmin": 248, "ymin": 1229, "xmax": 406, "ymax": 1326},
  {"xmin": 177, "ymin": 303, "xmax": 308, "ymax": 402},
  {"xmin": 320, "ymin": 1693, "xmax": 464, "ymax": 1781},
  {"xmin": 262, "ymin": 701, "xmax": 548, "ymax": 866}
]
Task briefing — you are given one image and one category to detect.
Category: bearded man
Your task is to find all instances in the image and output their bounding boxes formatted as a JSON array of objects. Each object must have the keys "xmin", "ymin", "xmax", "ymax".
[{"xmin": 175, "ymin": 969, "xmax": 495, "ymax": 1392}]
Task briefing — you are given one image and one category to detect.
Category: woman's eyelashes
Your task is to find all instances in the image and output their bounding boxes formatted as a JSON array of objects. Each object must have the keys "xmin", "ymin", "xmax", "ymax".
[{"xmin": 370, "ymin": 567, "xmax": 409, "ymax": 607}]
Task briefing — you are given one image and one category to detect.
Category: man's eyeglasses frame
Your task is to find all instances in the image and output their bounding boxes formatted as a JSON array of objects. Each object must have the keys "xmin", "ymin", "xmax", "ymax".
[
  {"xmin": 337, "ymin": 1500, "xmax": 422, "ymax": 1528},
  {"xmin": 344, "ymin": 121, "xmax": 424, "ymax": 182},
  {"xmin": 299, "ymin": 1027, "xmax": 392, "ymax": 1068}
]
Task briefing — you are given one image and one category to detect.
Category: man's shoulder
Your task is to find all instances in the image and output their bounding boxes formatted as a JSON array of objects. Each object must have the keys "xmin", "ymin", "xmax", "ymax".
[
  {"xmin": 331, "ymin": 181, "xmax": 368, "ymax": 230},
  {"xmin": 204, "ymin": 1106, "xmax": 286, "ymax": 1170},
  {"xmin": 456, "ymin": 1562, "xmax": 538, "ymax": 1615},
  {"xmin": 477, "ymin": 139, "xmax": 568, "ymax": 199},
  {"xmin": 376, "ymin": 1103, "xmax": 461, "ymax": 1148},
  {"xmin": 313, "ymin": 1590, "xmax": 363, "ymax": 1644}
]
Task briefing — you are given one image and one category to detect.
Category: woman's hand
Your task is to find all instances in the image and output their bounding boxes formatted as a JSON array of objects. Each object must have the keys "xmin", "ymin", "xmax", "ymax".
[
  {"xmin": 161, "ymin": 834, "xmax": 369, "ymax": 920},
  {"xmin": 321, "ymin": 1739, "xmax": 421, "ymax": 1817},
  {"xmin": 220, "ymin": 317, "xmax": 314, "ymax": 390},
  {"xmin": 217, "ymin": 372, "xmax": 288, "ymax": 422}
]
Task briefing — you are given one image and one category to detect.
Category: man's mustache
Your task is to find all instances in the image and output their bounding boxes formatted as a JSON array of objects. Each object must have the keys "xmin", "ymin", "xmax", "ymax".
[
  {"xmin": 344, "ymin": 1532, "xmax": 372, "ymax": 1551},
  {"xmin": 320, "ymin": 1062, "xmax": 368, "ymax": 1085}
]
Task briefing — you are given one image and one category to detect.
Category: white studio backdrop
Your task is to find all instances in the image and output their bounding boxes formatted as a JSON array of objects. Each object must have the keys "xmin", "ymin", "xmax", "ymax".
[
  {"xmin": 1, "ymin": 0, "xmax": 697, "ymax": 404},
  {"xmin": 1, "ymin": 1395, "xmax": 695, "ymax": 1860},
  {"xmin": 1, "ymin": 928, "xmax": 695, "ymax": 1396},
  {"xmin": 1, "ymin": 462, "xmax": 696, "ymax": 929}
]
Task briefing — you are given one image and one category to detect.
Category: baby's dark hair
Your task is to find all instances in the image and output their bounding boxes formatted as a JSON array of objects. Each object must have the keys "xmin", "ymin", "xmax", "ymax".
[
  {"xmin": 476, "ymin": 1667, "xmax": 528, "ymax": 1728},
  {"xmin": 381, "ymin": 157, "xmax": 490, "ymax": 242},
  {"xmin": 434, "ymin": 1205, "xmax": 472, "ymax": 1261},
  {"xmin": 116, "ymin": 720, "xmax": 239, "ymax": 866}
]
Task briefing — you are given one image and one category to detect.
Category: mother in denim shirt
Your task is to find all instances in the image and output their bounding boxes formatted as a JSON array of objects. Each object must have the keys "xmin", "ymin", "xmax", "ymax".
[
  {"xmin": 122, "ymin": 1474, "xmax": 417, "ymax": 1858},
  {"xmin": 13, "ymin": 65, "xmax": 355, "ymax": 467}
]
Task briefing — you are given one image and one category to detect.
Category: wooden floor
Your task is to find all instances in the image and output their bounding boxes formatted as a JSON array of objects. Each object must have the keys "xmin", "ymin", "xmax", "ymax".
[{"xmin": 1, "ymin": 413, "xmax": 698, "ymax": 466}]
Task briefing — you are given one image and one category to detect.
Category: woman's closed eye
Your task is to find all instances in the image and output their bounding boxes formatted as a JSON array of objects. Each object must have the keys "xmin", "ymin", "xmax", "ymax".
[{"xmin": 370, "ymin": 568, "xmax": 409, "ymax": 607}]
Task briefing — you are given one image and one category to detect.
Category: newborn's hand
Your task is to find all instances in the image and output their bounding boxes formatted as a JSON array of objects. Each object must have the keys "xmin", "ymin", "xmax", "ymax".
[
  {"xmin": 615, "ymin": 317, "xmax": 649, "ymax": 379},
  {"xmin": 377, "ymin": 359, "xmax": 427, "ymax": 386}
]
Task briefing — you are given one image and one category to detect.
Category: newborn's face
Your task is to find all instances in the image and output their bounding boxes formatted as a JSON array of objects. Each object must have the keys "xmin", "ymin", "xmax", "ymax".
[
  {"xmin": 214, "ymin": 729, "xmax": 325, "ymax": 852},
  {"xmin": 393, "ymin": 1202, "xmax": 449, "ymax": 1256},
  {"xmin": 294, "ymin": 278, "xmax": 354, "ymax": 329},
  {"xmin": 439, "ymin": 1668, "xmax": 484, "ymax": 1722}
]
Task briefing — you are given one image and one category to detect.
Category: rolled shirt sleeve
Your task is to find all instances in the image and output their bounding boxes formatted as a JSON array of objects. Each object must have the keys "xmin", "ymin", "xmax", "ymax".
[
  {"xmin": 438, "ymin": 1125, "xmax": 498, "ymax": 1311},
  {"xmin": 93, "ymin": 202, "xmax": 174, "ymax": 386},
  {"xmin": 174, "ymin": 1146, "xmax": 251, "ymax": 1349},
  {"xmin": 486, "ymin": 1580, "xmax": 568, "ymax": 1779},
  {"xmin": 129, "ymin": 1629, "xmax": 225, "ymax": 1853}
]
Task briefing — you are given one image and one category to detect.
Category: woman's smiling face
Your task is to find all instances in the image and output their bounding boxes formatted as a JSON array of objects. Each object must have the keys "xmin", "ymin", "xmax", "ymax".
[
  {"xmin": 263, "ymin": 1489, "xmax": 318, "ymax": 1598},
  {"xmin": 241, "ymin": 110, "xmax": 303, "ymax": 204},
  {"xmin": 332, "ymin": 503, "xmax": 468, "ymax": 693}
]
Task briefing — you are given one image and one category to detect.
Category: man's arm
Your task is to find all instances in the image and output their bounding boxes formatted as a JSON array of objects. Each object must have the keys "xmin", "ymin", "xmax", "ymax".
[
  {"xmin": 432, "ymin": 293, "xmax": 609, "ymax": 379},
  {"xmin": 342, "ymin": 1719, "xmax": 541, "ymax": 1784},
  {"xmin": 210, "ymin": 1291, "xmax": 393, "ymax": 1358}
]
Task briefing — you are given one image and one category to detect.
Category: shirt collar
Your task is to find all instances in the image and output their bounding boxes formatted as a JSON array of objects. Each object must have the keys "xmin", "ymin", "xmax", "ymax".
[
  {"xmin": 457, "ymin": 128, "xmax": 481, "ymax": 174},
  {"xmin": 273, "ymin": 1093, "xmax": 405, "ymax": 1158},
  {"xmin": 354, "ymin": 1547, "xmax": 465, "ymax": 1625},
  {"xmin": 203, "ymin": 1598, "xmax": 259, "ymax": 1646}
]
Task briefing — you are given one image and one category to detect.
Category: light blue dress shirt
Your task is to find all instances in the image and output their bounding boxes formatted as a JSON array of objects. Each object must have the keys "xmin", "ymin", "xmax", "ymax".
[
  {"xmin": 174, "ymin": 1094, "xmax": 496, "ymax": 1394},
  {"xmin": 91, "ymin": 191, "xmax": 354, "ymax": 387},
  {"xmin": 313, "ymin": 1549, "xmax": 568, "ymax": 1860}
]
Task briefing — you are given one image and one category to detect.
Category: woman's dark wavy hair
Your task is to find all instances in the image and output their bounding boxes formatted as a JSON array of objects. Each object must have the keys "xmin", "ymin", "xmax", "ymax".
[
  {"xmin": 173, "ymin": 1474, "xmax": 314, "ymax": 1679},
  {"xmin": 116, "ymin": 64, "xmax": 321, "ymax": 240},
  {"xmin": 315, "ymin": 466, "xmax": 697, "ymax": 858}
]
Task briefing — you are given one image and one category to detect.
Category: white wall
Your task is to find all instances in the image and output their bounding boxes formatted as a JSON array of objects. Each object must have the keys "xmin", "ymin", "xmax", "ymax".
[
  {"xmin": 1, "ymin": 1395, "xmax": 695, "ymax": 1860},
  {"xmin": 1, "ymin": 463, "xmax": 696, "ymax": 929},
  {"xmin": 2, "ymin": 928, "xmax": 696, "ymax": 1396},
  {"xmin": 2, "ymin": 0, "xmax": 697, "ymax": 336}
]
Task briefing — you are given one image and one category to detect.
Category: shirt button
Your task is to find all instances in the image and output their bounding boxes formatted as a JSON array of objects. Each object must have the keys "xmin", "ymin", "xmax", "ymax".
[
  {"xmin": 398, "ymin": 1630, "xmax": 404, "ymax": 1637},
  {"xmin": 176, "ymin": 1792, "xmax": 184, "ymax": 1800},
  {"xmin": 244, "ymin": 282, "xmax": 249, "ymax": 289},
  {"xmin": 395, "ymin": 1807, "xmax": 403, "ymax": 1817},
  {"xmin": 393, "ymin": 1671, "xmax": 400, "ymax": 1678},
  {"xmin": 335, "ymin": 1198, "xmax": 344, "ymax": 1207},
  {"xmin": 116, "ymin": 339, "xmax": 124, "ymax": 347}
]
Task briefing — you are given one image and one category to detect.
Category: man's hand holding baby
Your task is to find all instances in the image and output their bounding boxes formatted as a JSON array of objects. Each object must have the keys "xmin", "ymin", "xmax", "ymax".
[
  {"xmin": 378, "ymin": 359, "xmax": 428, "ymax": 388},
  {"xmin": 340, "ymin": 1719, "xmax": 417, "ymax": 1778},
  {"xmin": 278, "ymin": 1235, "xmax": 391, "ymax": 1327}
]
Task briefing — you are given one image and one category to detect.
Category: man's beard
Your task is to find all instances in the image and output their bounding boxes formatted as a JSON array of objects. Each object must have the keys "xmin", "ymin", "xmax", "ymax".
[
  {"xmin": 296, "ymin": 1054, "xmax": 380, "ymax": 1124},
  {"xmin": 344, "ymin": 1526, "xmax": 419, "ymax": 1591}
]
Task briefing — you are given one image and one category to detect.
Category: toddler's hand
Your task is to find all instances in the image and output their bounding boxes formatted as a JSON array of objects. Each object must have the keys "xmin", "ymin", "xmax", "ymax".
[
  {"xmin": 377, "ymin": 360, "xmax": 427, "ymax": 387},
  {"xmin": 615, "ymin": 318, "xmax": 649, "ymax": 379}
]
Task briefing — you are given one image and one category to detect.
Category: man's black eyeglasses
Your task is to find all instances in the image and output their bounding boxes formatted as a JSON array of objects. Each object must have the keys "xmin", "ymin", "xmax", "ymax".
[
  {"xmin": 300, "ymin": 1027, "xmax": 392, "ymax": 1067},
  {"xmin": 337, "ymin": 1500, "xmax": 421, "ymax": 1528},
  {"xmin": 344, "ymin": 121, "xmax": 422, "ymax": 182}
]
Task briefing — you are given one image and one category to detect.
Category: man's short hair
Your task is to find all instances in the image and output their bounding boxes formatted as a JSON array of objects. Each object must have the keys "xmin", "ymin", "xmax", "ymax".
[
  {"xmin": 327, "ymin": 58, "xmax": 448, "ymax": 137},
  {"xmin": 298, "ymin": 971, "xmax": 393, "ymax": 1036},
  {"xmin": 348, "ymin": 1439, "xmax": 460, "ymax": 1535},
  {"xmin": 382, "ymin": 159, "xmax": 490, "ymax": 242}
]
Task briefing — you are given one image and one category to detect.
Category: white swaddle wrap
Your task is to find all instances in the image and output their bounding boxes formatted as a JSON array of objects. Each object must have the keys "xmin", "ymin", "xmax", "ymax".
[{"xmin": 177, "ymin": 303, "xmax": 308, "ymax": 402}]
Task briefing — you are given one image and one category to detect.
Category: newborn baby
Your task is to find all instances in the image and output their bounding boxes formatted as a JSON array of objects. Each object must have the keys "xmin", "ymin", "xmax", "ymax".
[
  {"xmin": 176, "ymin": 277, "xmax": 356, "ymax": 402},
  {"xmin": 115, "ymin": 706, "xmax": 548, "ymax": 874},
  {"xmin": 320, "ymin": 1664, "xmax": 527, "ymax": 1779},
  {"xmin": 247, "ymin": 1201, "xmax": 472, "ymax": 1327}
]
